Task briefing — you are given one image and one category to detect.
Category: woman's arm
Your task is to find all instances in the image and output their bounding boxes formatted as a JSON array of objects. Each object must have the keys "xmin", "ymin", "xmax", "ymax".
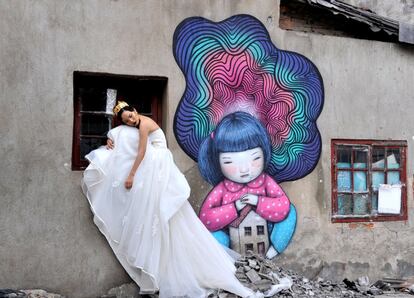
[{"xmin": 124, "ymin": 122, "xmax": 150, "ymax": 189}]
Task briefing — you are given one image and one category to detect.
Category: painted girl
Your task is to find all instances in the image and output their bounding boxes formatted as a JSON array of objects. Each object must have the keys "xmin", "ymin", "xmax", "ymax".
[{"xmin": 198, "ymin": 112, "xmax": 297, "ymax": 258}]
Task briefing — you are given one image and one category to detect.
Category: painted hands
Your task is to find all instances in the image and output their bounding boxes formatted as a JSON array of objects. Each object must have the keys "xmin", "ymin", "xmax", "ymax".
[
  {"xmin": 235, "ymin": 194, "xmax": 259, "ymax": 211},
  {"xmin": 106, "ymin": 139, "xmax": 114, "ymax": 150},
  {"xmin": 241, "ymin": 194, "xmax": 259, "ymax": 206},
  {"xmin": 235, "ymin": 199, "xmax": 247, "ymax": 211}
]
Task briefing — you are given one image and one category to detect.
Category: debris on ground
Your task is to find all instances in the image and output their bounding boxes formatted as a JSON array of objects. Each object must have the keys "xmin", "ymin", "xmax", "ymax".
[
  {"xmin": 207, "ymin": 251, "xmax": 414, "ymax": 298},
  {"xmin": 101, "ymin": 283, "xmax": 143, "ymax": 298},
  {"xmin": 2, "ymin": 253, "xmax": 414, "ymax": 298},
  {"xmin": 373, "ymin": 277, "xmax": 414, "ymax": 296},
  {"xmin": 0, "ymin": 289, "xmax": 64, "ymax": 298}
]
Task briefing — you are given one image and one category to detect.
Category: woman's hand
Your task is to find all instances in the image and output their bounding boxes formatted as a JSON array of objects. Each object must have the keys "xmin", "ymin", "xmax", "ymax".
[
  {"xmin": 124, "ymin": 174, "xmax": 134, "ymax": 189},
  {"xmin": 241, "ymin": 194, "xmax": 259, "ymax": 206},
  {"xmin": 106, "ymin": 139, "xmax": 114, "ymax": 150}
]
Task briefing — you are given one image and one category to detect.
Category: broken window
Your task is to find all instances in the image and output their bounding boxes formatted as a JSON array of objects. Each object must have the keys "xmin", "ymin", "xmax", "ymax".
[
  {"xmin": 72, "ymin": 71, "xmax": 166, "ymax": 170},
  {"xmin": 244, "ymin": 227, "xmax": 252, "ymax": 236},
  {"xmin": 331, "ymin": 139, "xmax": 407, "ymax": 223}
]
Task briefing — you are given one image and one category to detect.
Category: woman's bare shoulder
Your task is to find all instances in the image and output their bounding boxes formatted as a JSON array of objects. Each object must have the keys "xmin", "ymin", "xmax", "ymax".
[{"xmin": 140, "ymin": 115, "xmax": 160, "ymax": 133}]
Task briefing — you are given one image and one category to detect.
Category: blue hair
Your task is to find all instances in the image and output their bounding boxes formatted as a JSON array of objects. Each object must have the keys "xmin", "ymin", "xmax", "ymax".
[{"xmin": 198, "ymin": 112, "xmax": 272, "ymax": 185}]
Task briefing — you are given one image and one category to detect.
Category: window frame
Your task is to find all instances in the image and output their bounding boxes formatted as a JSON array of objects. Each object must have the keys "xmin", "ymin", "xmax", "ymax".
[
  {"xmin": 257, "ymin": 242, "xmax": 265, "ymax": 255},
  {"xmin": 331, "ymin": 139, "xmax": 407, "ymax": 223},
  {"xmin": 245, "ymin": 243, "xmax": 254, "ymax": 252},
  {"xmin": 72, "ymin": 71, "xmax": 166, "ymax": 170},
  {"xmin": 244, "ymin": 227, "xmax": 252, "ymax": 236},
  {"xmin": 257, "ymin": 225, "xmax": 265, "ymax": 235}
]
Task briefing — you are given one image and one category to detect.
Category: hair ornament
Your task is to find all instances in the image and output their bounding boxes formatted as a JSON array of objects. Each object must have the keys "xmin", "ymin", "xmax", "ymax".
[{"xmin": 113, "ymin": 101, "xmax": 129, "ymax": 116}]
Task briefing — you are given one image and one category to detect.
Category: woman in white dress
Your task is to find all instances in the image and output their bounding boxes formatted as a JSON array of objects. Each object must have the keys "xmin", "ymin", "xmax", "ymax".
[{"xmin": 82, "ymin": 101, "xmax": 255, "ymax": 298}]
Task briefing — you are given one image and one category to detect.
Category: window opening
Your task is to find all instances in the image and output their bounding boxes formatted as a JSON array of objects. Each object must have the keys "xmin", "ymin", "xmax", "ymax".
[
  {"xmin": 245, "ymin": 243, "xmax": 254, "ymax": 252},
  {"xmin": 72, "ymin": 71, "xmax": 167, "ymax": 170},
  {"xmin": 331, "ymin": 139, "xmax": 407, "ymax": 223},
  {"xmin": 244, "ymin": 227, "xmax": 252, "ymax": 236}
]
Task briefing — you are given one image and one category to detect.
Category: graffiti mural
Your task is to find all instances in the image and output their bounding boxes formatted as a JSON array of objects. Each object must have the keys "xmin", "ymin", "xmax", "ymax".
[{"xmin": 173, "ymin": 15, "xmax": 324, "ymax": 257}]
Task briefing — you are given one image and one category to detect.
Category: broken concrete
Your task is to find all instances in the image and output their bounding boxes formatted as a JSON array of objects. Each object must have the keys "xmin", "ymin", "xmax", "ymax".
[
  {"xmin": 4, "ymin": 258, "xmax": 414, "ymax": 298},
  {"xmin": 210, "ymin": 252, "xmax": 414, "ymax": 298},
  {"xmin": 0, "ymin": 289, "xmax": 64, "ymax": 298},
  {"xmin": 101, "ymin": 283, "xmax": 142, "ymax": 298}
]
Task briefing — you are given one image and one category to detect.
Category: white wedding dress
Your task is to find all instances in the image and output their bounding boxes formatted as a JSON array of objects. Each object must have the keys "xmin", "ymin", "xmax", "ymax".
[{"xmin": 82, "ymin": 125, "xmax": 254, "ymax": 298}]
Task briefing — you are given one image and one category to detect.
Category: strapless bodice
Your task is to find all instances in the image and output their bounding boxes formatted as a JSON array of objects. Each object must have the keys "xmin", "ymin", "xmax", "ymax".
[{"xmin": 148, "ymin": 128, "xmax": 167, "ymax": 148}]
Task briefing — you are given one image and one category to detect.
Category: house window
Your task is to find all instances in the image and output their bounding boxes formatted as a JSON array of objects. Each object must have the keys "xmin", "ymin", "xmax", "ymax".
[
  {"xmin": 244, "ymin": 227, "xmax": 252, "ymax": 236},
  {"xmin": 257, "ymin": 225, "xmax": 265, "ymax": 235},
  {"xmin": 245, "ymin": 243, "xmax": 254, "ymax": 252},
  {"xmin": 331, "ymin": 139, "xmax": 407, "ymax": 223},
  {"xmin": 72, "ymin": 71, "xmax": 167, "ymax": 170}
]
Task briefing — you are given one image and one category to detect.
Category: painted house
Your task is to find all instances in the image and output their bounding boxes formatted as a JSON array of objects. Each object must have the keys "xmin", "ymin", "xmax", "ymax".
[
  {"xmin": 229, "ymin": 211, "xmax": 270, "ymax": 256},
  {"xmin": 1, "ymin": 1, "xmax": 414, "ymax": 297}
]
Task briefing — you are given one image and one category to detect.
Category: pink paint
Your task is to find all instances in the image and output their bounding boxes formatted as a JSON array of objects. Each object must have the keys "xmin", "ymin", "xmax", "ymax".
[
  {"xmin": 199, "ymin": 173, "xmax": 291, "ymax": 231},
  {"xmin": 204, "ymin": 51, "xmax": 295, "ymax": 146}
]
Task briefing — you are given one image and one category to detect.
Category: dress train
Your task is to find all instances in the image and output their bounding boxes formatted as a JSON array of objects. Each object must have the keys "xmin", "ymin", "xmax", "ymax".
[{"xmin": 82, "ymin": 125, "xmax": 254, "ymax": 298}]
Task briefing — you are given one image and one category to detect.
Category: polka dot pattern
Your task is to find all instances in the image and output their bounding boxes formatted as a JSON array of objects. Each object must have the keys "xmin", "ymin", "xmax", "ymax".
[{"xmin": 199, "ymin": 173, "xmax": 291, "ymax": 231}]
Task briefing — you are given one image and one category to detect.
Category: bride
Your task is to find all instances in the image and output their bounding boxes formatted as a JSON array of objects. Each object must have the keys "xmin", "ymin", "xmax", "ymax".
[{"xmin": 82, "ymin": 101, "xmax": 256, "ymax": 298}]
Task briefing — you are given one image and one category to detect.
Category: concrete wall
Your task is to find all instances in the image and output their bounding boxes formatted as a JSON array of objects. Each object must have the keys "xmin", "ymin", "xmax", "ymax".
[
  {"xmin": 276, "ymin": 23, "xmax": 414, "ymax": 281},
  {"xmin": 344, "ymin": 0, "xmax": 414, "ymax": 24},
  {"xmin": 0, "ymin": 0, "xmax": 413, "ymax": 297}
]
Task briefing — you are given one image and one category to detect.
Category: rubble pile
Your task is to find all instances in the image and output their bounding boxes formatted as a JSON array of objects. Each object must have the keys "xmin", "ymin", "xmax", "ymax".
[
  {"xmin": 2, "ymin": 254, "xmax": 414, "ymax": 298},
  {"xmin": 0, "ymin": 289, "xmax": 64, "ymax": 298},
  {"xmin": 208, "ymin": 252, "xmax": 414, "ymax": 298}
]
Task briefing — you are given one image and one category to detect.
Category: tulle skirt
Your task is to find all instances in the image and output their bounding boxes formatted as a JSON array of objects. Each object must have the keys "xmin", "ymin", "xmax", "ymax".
[{"xmin": 82, "ymin": 126, "xmax": 253, "ymax": 298}]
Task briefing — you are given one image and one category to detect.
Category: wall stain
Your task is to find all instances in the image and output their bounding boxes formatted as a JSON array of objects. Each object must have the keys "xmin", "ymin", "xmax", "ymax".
[
  {"xmin": 348, "ymin": 222, "xmax": 375, "ymax": 229},
  {"xmin": 397, "ymin": 260, "xmax": 414, "ymax": 277}
]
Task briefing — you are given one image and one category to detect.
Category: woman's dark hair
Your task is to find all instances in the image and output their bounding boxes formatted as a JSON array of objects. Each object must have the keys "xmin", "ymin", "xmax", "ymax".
[{"xmin": 116, "ymin": 106, "xmax": 135, "ymax": 123}]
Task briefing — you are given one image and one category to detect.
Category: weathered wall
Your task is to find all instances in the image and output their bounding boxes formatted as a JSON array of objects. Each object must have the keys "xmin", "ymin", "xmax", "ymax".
[
  {"xmin": 0, "ymin": 0, "xmax": 413, "ymax": 297},
  {"xmin": 276, "ymin": 28, "xmax": 414, "ymax": 281},
  {"xmin": 343, "ymin": 0, "xmax": 414, "ymax": 24},
  {"xmin": 0, "ymin": 1, "xmax": 278, "ymax": 297}
]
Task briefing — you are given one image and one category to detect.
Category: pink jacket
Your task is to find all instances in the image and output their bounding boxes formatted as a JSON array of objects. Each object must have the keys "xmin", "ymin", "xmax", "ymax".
[{"xmin": 199, "ymin": 173, "xmax": 290, "ymax": 231}]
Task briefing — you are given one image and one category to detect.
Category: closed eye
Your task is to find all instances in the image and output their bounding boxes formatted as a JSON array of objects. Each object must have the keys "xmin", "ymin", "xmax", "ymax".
[
  {"xmin": 223, "ymin": 161, "xmax": 232, "ymax": 164},
  {"xmin": 253, "ymin": 156, "xmax": 261, "ymax": 160}
]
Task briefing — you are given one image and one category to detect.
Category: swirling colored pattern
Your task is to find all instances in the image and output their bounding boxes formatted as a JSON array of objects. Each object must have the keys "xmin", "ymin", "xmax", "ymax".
[{"xmin": 173, "ymin": 15, "xmax": 324, "ymax": 182}]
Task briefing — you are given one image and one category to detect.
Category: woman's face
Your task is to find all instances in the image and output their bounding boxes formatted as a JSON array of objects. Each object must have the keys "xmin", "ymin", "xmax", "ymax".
[
  {"xmin": 121, "ymin": 109, "xmax": 139, "ymax": 127},
  {"xmin": 219, "ymin": 147, "xmax": 264, "ymax": 183}
]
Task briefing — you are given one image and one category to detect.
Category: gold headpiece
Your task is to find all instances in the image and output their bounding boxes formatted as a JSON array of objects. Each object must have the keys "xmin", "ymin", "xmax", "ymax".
[{"xmin": 113, "ymin": 101, "xmax": 129, "ymax": 116}]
